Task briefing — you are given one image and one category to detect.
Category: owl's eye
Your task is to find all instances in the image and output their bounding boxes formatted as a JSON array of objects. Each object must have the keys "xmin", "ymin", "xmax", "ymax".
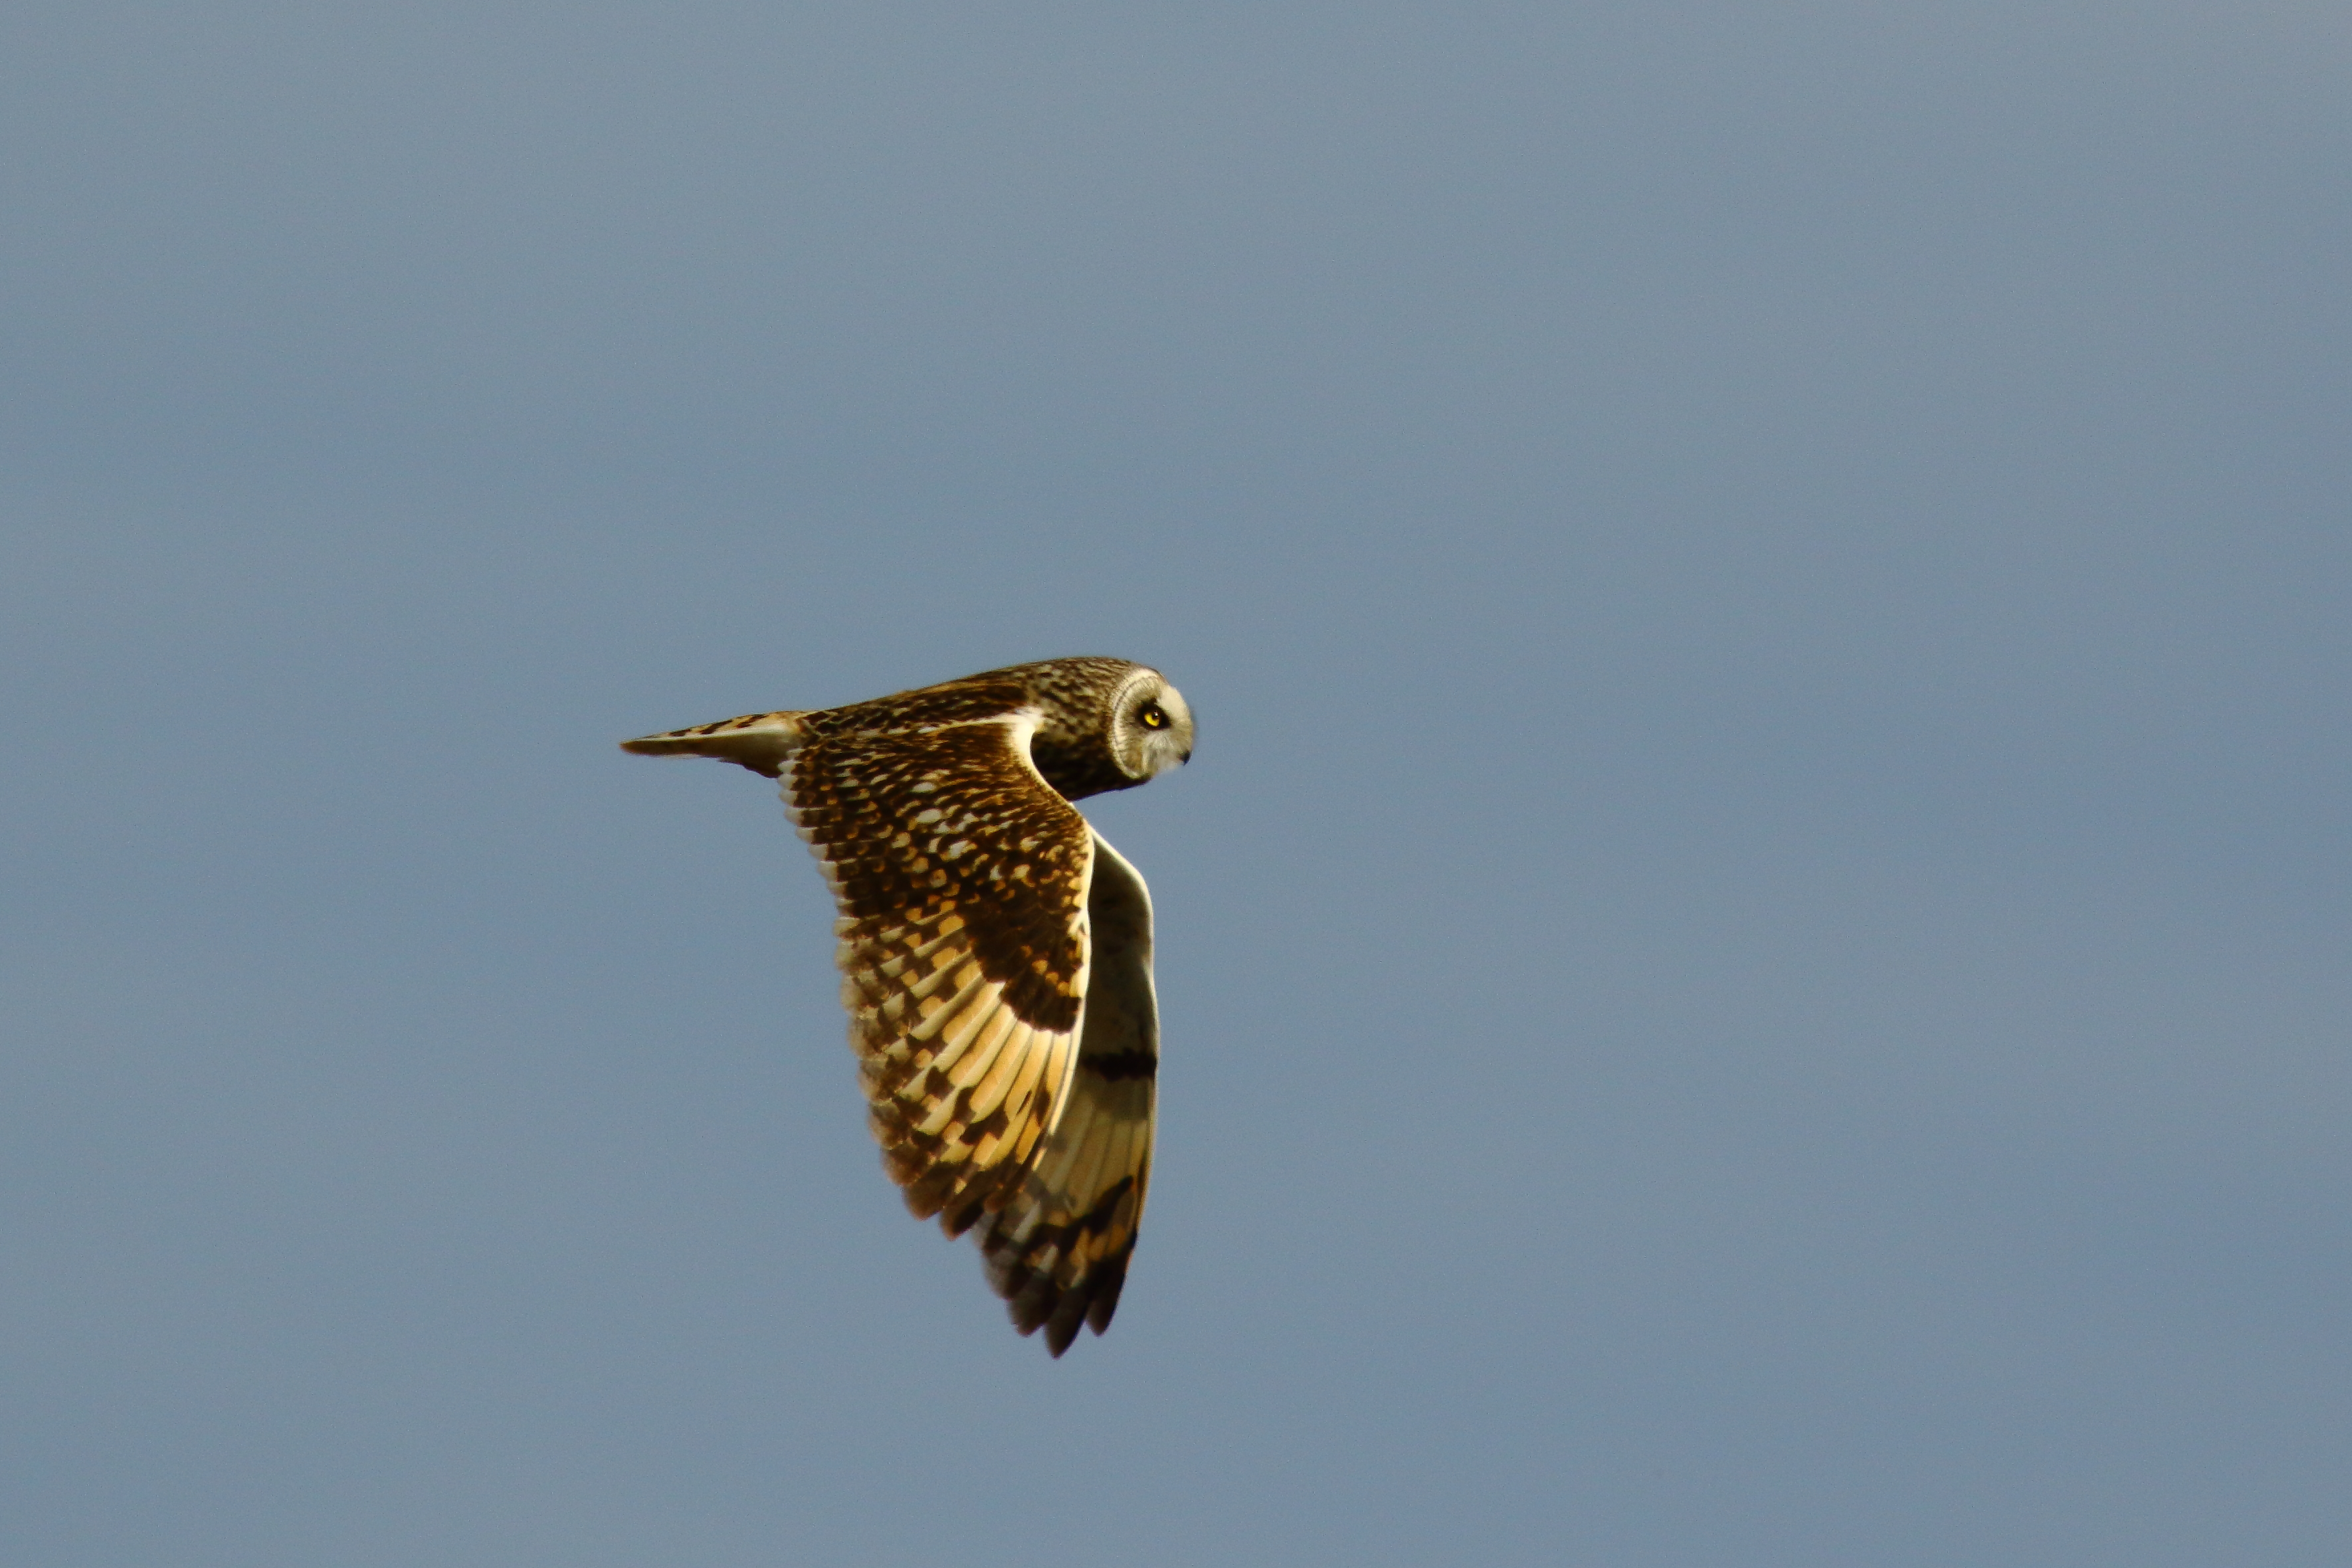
[{"xmin": 1139, "ymin": 704, "xmax": 1168, "ymax": 730}]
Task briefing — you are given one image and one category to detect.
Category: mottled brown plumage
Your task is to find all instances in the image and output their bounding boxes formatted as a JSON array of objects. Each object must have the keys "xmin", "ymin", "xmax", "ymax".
[{"xmin": 622, "ymin": 658, "xmax": 1194, "ymax": 1355}]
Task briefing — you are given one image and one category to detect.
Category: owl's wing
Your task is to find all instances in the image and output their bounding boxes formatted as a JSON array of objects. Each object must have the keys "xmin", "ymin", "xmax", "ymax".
[
  {"xmin": 975, "ymin": 832, "xmax": 1157, "ymax": 1356},
  {"xmin": 785, "ymin": 716, "xmax": 1095, "ymax": 1241}
]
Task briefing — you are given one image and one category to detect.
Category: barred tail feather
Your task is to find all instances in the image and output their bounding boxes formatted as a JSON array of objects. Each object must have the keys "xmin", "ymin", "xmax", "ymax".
[{"xmin": 619, "ymin": 711, "xmax": 809, "ymax": 777}]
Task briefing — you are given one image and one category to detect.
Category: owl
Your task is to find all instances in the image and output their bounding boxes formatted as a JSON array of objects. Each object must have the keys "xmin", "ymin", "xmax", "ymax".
[{"xmin": 621, "ymin": 658, "xmax": 1195, "ymax": 1356}]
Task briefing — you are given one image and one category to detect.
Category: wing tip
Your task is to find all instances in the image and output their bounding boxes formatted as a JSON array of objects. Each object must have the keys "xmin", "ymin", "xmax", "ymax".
[{"xmin": 994, "ymin": 1238, "xmax": 1134, "ymax": 1357}]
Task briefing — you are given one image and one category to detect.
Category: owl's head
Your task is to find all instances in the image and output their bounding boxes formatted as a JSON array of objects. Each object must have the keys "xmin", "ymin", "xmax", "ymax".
[{"xmin": 1107, "ymin": 666, "xmax": 1195, "ymax": 783}]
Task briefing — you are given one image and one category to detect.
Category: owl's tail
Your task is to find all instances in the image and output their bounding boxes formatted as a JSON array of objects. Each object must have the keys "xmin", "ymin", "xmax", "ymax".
[{"xmin": 619, "ymin": 711, "xmax": 810, "ymax": 778}]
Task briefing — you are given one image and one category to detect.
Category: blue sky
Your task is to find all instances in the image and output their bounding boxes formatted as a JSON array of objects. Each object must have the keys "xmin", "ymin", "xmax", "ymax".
[{"xmin": 4, "ymin": 5, "xmax": 2347, "ymax": 1564}]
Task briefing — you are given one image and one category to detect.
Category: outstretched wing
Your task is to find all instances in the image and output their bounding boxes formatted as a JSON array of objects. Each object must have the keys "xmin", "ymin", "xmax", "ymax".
[
  {"xmin": 977, "ymin": 832, "xmax": 1158, "ymax": 1356},
  {"xmin": 784, "ymin": 716, "xmax": 1095, "ymax": 1240}
]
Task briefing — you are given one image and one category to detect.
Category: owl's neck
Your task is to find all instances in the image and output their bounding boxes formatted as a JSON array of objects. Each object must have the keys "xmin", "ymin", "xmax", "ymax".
[{"xmin": 1029, "ymin": 734, "xmax": 1137, "ymax": 802}]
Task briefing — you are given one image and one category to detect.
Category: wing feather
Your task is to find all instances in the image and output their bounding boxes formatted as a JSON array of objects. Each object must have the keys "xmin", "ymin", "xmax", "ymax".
[
  {"xmin": 785, "ymin": 719, "xmax": 1094, "ymax": 1239},
  {"xmin": 975, "ymin": 831, "xmax": 1159, "ymax": 1355}
]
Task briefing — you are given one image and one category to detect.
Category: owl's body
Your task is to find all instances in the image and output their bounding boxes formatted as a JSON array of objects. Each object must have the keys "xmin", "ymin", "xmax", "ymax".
[{"xmin": 623, "ymin": 658, "xmax": 1194, "ymax": 1355}]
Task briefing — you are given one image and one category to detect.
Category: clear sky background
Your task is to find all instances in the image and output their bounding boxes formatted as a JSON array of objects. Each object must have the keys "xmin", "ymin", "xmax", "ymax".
[{"xmin": 4, "ymin": 5, "xmax": 2347, "ymax": 1565}]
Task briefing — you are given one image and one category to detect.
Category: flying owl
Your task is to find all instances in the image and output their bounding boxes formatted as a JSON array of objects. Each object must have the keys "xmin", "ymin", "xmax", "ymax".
[{"xmin": 621, "ymin": 657, "xmax": 1195, "ymax": 1356}]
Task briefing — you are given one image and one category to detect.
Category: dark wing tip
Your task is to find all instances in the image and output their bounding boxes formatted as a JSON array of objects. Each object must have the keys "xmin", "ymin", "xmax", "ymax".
[
  {"xmin": 1084, "ymin": 1253, "xmax": 1132, "ymax": 1335},
  {"xmin": 1044, "ymin": 1301, "xmax": 1086, "ymax": 1357},
  {"xmin": 997, "ymin": 1243, "xmax": 1135, "ymax": 1357}
]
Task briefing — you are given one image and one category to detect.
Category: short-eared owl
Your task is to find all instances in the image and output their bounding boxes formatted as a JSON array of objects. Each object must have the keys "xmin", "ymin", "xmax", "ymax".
[{"xmin": 622, "ymin": 658, "xmax": 1194, "ymax": 1356}]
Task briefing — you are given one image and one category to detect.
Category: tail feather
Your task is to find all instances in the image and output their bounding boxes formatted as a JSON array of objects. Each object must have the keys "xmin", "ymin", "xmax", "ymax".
[{"xmin": 619, "ymin": 710, "xmax": 809, "ymax": 777}]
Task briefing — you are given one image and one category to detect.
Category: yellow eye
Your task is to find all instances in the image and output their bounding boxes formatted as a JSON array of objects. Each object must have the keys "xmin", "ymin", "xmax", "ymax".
[{"xmin": 1139, "ymin": 705, "xmax": 1167, "ymax": 730}]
